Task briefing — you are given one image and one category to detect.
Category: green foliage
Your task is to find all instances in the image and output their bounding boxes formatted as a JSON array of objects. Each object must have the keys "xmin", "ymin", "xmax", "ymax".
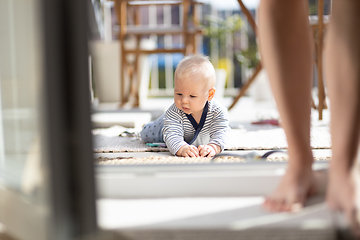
[
  {"xmin": 309, "ymin": 0, "xmax": 317, "ymax": 15},
  {"xmin": 202, "ymin": 13, "xmax": 260, "ymax": 69},
  {"xmin": 236, "ymin": 43, "xmax": 260, "ymax": 69},
  {"xmin": 202, "ymin": 14, "xmax": 242, "ymax": 59},
  {"xmin": 202, "ymin": 14, "xmax": 242, "ymax": 41}
]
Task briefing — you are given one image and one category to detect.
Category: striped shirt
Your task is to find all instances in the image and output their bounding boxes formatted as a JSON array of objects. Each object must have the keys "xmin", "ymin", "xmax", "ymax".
[{"xmin": 163, "ymin": 99, "xmax": 230, "ymax": 155}]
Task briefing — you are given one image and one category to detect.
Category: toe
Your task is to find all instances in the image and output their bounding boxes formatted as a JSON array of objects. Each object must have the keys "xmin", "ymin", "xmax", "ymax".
[{"xmin": 263, "ymin": 197, "xmax": 275, "ymax": 212}]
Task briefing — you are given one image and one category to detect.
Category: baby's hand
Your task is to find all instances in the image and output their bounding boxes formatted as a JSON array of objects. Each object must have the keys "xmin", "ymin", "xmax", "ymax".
[
  {"xmin": 177, "ymin": 145, "xmax": 200, "ymax": 157},
  {"xmin": 198, "ymin": 144, "xmax": 217, "ymax": 157}
]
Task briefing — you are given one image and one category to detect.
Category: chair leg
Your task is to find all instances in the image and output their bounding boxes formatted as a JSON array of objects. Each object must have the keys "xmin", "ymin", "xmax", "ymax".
[
  {"xmin": 132, "ymin": 35, "xmax": 141, "ymax": 107},
  {"xmin": 311, "ymin": 97, "xmax": 317, "ymax": 109},
  {"xmin": 317, "ymin": 0, "xmax": 325, "ymax": 120},
  {"xmin": 120, "ymin": 52, "xmax": 127, "ymax": 106},
  {"xmin": 228, "ymin": 0, "xmax": 260, "ymax": 111}
]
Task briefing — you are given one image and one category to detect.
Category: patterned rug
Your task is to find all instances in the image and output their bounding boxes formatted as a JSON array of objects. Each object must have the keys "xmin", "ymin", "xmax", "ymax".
[
  {"xmin": 93, "ymin": 122, "xmax": 331, "ymax": 153},
  {"xmin": 95, "ymin": 154, "xmax": 331, "ymax": 165}
]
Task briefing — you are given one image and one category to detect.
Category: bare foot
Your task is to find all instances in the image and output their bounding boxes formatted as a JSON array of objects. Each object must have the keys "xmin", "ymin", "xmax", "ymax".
[
  {"xmin": 263, "ymin": 166, "xmax": 317, "ymax": 212},
  {"xmin": 327, "ymin": 166, "xmax": 360, "ymax": 237}
]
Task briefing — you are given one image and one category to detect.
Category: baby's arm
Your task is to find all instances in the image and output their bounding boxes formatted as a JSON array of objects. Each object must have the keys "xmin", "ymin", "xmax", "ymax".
[
  {"xmin": 198, "ymin": 144, "xmax": 220, "ymax": 157},
  {"xmin": 177, "ymin": 145, "xmax": 200, "ymax": 157},
  {"xmin": 163, "ymin": 104, "xmax": 190, "ymax": 155},
  {"xmin": 208, "ymin": 105, "xmax": 230, "ymax": 153}
]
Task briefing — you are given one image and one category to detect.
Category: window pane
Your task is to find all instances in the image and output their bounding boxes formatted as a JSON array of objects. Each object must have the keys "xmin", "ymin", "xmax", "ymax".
[
  {"xmin": 0, "ymin": 1, "xmax": 49, "ymax": 239},
  {"xmin": 0, "ymin": 0, "xmax": 45, "ymax": 196}
]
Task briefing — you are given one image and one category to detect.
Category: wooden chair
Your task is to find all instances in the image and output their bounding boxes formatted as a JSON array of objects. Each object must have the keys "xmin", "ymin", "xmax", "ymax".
[
  {"xmin": 111, "ymin": 0, "xmax": 203, "ymax": 107},
  {"xmin": 229, "ymin": 0, "xmax": 329, "ymax": 120},
  {"xmin": 309, "ymin": 0, "xmax": 331, "ymax": 120},
  {"xmin": 228, "ymin": 0, "xmax": 261, "ymax": 111}
]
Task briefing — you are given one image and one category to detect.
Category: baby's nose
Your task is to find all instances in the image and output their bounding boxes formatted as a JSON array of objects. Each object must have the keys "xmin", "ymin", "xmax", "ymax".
[{"xmin": 182, "ymin": 97, "xmax": 189, "ymax": 103}]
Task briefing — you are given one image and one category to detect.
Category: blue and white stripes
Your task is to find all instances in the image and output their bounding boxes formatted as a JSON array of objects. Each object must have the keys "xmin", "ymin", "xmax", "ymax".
[{"xmin": 163, "ymin": 99, "xmax": 230, "ymax": 155}]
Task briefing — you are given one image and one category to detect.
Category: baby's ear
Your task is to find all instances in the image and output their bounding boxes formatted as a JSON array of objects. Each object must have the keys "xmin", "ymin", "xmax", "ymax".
[{"xmin": 208, "ymin": 87, "xmax": 216, "ymax": 101}]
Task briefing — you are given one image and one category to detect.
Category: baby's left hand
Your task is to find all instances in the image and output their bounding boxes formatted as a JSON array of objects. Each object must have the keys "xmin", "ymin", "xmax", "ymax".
[{"xmin": 198, "ymin": 144, "xmax": 217, "ymax": 157}]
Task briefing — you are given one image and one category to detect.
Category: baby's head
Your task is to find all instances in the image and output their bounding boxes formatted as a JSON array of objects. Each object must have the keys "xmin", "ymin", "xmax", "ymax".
[
  {"xmin": 174, "ymin": 54, "xmax": 216, "ymax": 90},
  {"xmin": 173, "ymin": 55, "xmax": 217, "ymax": 115}
]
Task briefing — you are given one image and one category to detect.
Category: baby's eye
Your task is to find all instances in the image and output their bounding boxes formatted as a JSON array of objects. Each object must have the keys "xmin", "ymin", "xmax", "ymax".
[
  {"xmin": 177, "ymin": 93, "xmax": 182, "ymax": 96},
  {"xmin": 190, "ymin": 95, "xmax": 196, "ymax": 98}
]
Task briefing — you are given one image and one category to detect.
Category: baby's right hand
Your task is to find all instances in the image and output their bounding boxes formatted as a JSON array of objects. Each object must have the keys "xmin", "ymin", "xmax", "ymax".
[{"xmin": 177, "ymin": 145, "xmax": 200, "ymax": 157}]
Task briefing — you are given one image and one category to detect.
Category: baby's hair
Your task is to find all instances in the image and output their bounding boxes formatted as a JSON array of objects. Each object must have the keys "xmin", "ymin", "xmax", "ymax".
[{"xmin": 174, "ymin": 54, "xmax": 216, "ymax": 88}]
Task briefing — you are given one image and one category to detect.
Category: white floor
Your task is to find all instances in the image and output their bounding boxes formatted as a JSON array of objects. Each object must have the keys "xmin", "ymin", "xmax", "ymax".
[
  {"xmin": 92, "ymin": 96, "xmax": 330, "ymax": 127},
  {"xmin": 93, "ymin": 96, "xmax": 344, "ymax": 239},
  {"xmin": 97, "ymin": 197, "xmax": 265, "ymax": 229}
]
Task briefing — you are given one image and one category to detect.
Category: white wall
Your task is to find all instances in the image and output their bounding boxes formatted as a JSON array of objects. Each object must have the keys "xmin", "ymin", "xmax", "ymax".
[
  {"xmin": 89, "ymin": 39, "xmax": 155, "ymax": 104},
  {"xmin": 89, "ymin": 41, "xmax": 121, "ymax": 103}
]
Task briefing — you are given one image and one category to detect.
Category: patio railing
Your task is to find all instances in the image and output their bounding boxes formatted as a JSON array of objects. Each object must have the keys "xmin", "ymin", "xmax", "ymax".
[{"xmin": 94, "ymin": 0, "xmax": 254, "ymax": 99}]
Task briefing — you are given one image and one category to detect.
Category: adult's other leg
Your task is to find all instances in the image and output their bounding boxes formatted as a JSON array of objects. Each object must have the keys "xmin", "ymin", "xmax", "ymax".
[
  {"xmin": 258, "ymin": 0, "xmax": 315, "ymax": 212},
  {"xmin": 325, "ymin": 0, "xmax": 360, "ymax": 233}
]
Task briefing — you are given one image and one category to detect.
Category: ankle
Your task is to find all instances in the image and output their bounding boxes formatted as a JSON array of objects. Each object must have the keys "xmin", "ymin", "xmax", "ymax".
[
  {"xmin": 286, "ymin": 149, "xmax": 314, "ymax": 167},
  {"xmin": 286, "ymin": 156, "xmax": 314, "ymax": 174},
  {"xmin": 329, "ymin": 157, "xmax": 356, "ymax": 177}
]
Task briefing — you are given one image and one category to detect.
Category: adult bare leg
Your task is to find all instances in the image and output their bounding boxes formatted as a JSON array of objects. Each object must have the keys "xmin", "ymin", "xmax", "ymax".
[
  {"xmin": 258, "ymin": 0, "xmax": 316, "ymax": 212},
  {"xmin": 325, "ymin": 0, "xmax": 360, "ymax": 234}
]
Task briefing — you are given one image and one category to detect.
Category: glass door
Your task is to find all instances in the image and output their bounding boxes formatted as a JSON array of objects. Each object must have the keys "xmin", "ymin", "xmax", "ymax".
[
  {"xmin": 0, "ymin": 0, "xmax": 97, "ymax": 239},
  {"xmin": 0, "ymin": 0, "xmax": 49, "ymax": 239}
]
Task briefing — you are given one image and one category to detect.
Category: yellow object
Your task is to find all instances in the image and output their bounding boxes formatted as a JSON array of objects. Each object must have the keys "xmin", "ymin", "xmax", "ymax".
[{"xmin": 218, "ymin": 58, "xmax": 232, "ymax": 87}]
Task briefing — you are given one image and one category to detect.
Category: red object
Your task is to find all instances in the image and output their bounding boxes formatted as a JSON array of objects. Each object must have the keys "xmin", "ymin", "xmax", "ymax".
[{"xmin": 251, "ymin": 119, "xmax": 280, "ymax": 126}]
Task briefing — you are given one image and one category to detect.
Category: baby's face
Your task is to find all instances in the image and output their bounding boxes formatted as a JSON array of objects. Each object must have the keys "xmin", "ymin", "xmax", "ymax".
[{"xmin": 174, "ymin": 74, "xmax": 212, "ymax": 116}]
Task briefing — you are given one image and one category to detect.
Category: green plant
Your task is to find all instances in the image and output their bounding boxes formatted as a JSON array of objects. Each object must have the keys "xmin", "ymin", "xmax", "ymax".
[
  {"xmin": 203, "ymin": 14, "xmax": 242, "ymax": 40},
  {"xmin": 236, "ymin": 43, "xmax": 260, "ymax": 69},
  {"xmin": 202, "ymin": 13, "xmax": 260, "ymax": 69},
  {"xmin": 202, "ymin": 14, "xmax": 242, "ymax": 59}
]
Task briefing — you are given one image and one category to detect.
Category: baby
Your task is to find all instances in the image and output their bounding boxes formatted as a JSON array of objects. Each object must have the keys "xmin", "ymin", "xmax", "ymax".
[{"xmin": 140, "ymin": 54, "xmax": 229, "ymax": 157}]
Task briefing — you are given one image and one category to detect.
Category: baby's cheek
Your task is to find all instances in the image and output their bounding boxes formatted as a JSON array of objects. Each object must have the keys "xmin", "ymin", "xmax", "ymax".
[{"xmin": 174, "ymin": 102, "xmax": 182, "ymax": 110}]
